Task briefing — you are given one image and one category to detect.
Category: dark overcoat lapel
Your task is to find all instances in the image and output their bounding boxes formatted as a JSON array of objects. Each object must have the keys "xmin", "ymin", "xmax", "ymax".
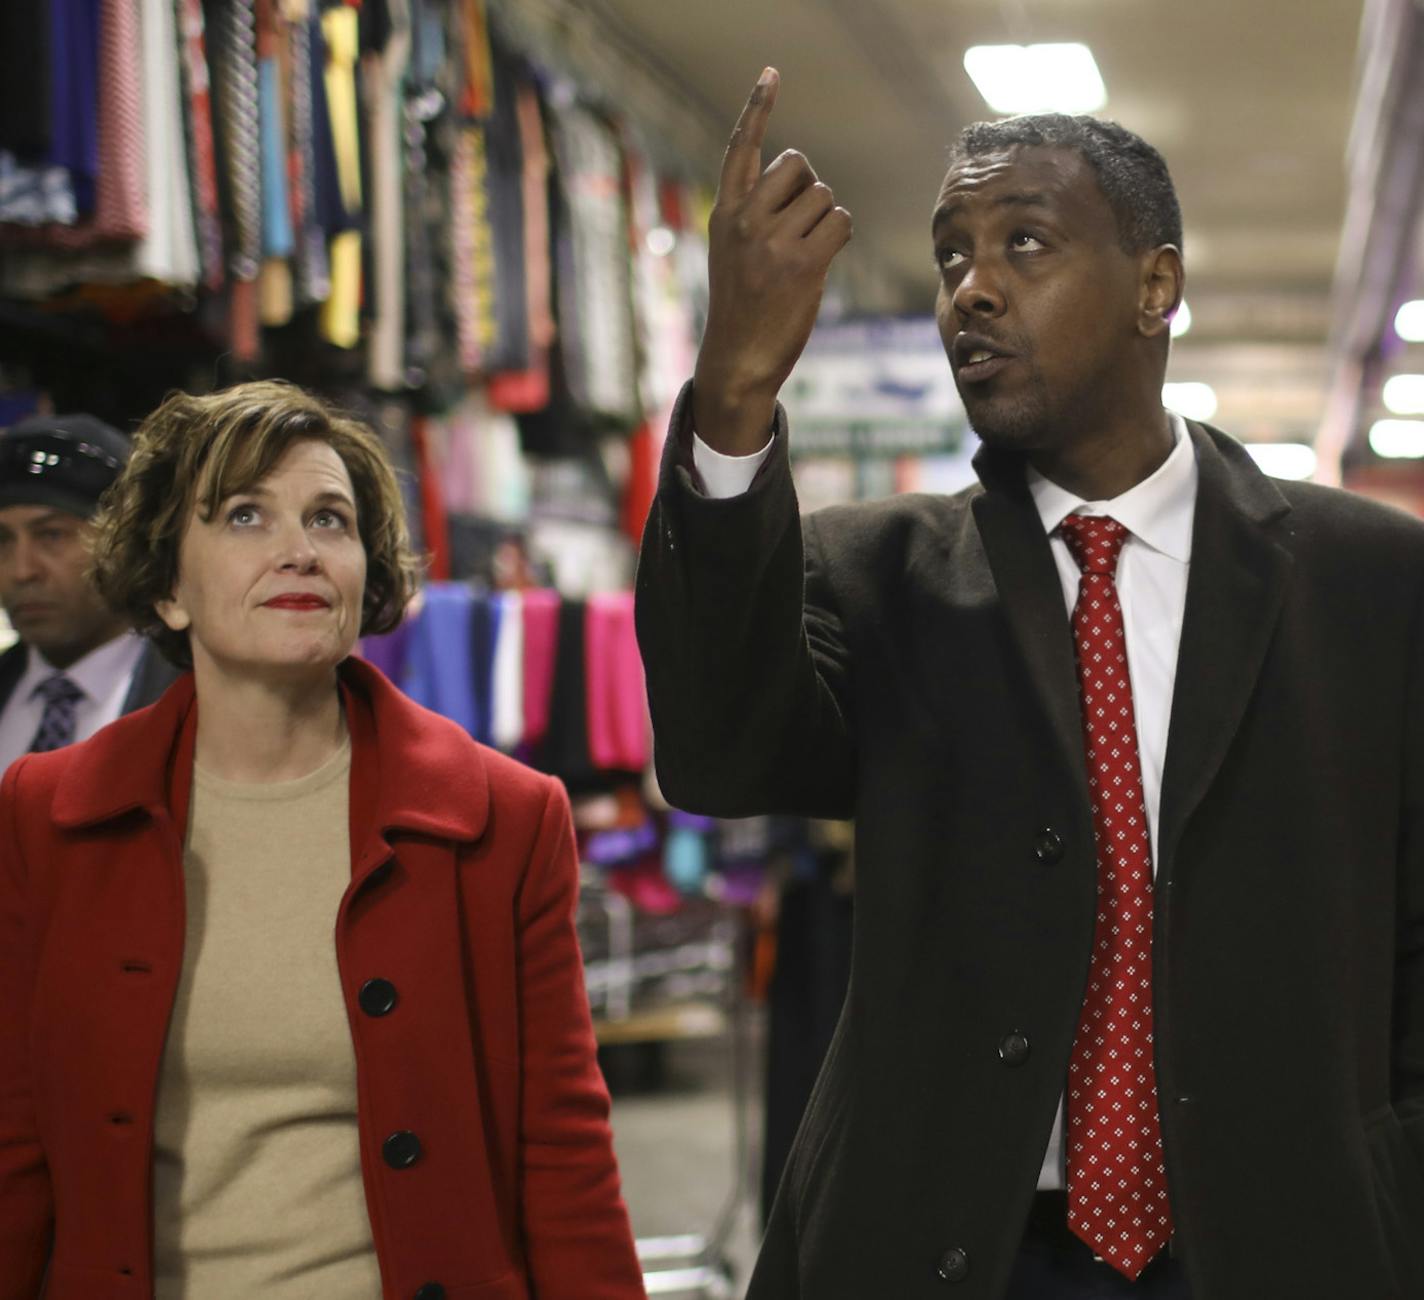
[
  {"xmin": 968, "ymin": 450, "xmax": 1090, "ymax": 813},
  {"xmin": 1157, "ymin": 424, "xmax": 1293, "ymax": 879}
]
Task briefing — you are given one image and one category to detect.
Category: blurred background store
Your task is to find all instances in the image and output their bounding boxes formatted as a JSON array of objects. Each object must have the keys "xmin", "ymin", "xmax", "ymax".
[{"xmin": 3, "ymin": 0, "xmax": 1424, "ymax": 1295}]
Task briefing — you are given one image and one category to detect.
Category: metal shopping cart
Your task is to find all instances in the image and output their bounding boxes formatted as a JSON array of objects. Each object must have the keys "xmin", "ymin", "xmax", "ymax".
[{"xmin": 578, "ymin": 870, "xmax": 757, "ymax": 1299}]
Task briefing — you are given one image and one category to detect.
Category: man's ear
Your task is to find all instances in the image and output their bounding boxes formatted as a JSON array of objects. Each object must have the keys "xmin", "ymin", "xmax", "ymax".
[{"xmin": 1139, "ymin": 244, "xmax": 1184, "ymax": 340}]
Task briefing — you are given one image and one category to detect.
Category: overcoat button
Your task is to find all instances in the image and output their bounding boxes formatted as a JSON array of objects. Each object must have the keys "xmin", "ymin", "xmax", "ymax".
[
  {"xmin": 998, "ymin": 1032, "xmax": 1031, "ymax": 1067},
  {"xmin": 1033, "ymin": 828, "xmax": 1065, "ymax": 864},
  {"xmin": 937, "ymin": 1247, "xmax": 970, "ymax": 1282},
  {"xmin": 383, "ymin": 1130, "xmax": 423, "ymax": 1169},
  {"xmin": 359, "ymin": 978, "xmax": 399, "ymax": 1017},
  {"xmin": 413, "ymin": 1286, "xmax": 446, "ymax": 1300}
]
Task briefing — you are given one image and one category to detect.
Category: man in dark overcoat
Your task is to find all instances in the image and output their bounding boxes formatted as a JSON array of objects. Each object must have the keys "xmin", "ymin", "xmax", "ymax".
[{"xmin": 635, "ymin": 70, "xmax": 1424, "ymax": 1299}]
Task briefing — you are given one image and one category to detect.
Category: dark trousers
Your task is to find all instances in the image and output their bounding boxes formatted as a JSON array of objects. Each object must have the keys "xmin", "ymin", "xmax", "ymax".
[{"xmin": 1004, "ymin": 1193, "xmax": 1193, "ymax": 1299}]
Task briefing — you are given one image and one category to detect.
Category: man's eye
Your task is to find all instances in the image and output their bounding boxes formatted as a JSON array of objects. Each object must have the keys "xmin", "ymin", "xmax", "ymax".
[
  {"xmin": 1011, "ymin": 232, "xmax": 1046, "ymax": 251},
  {"xmin": 936, "ymin": 248, "xmax": 965, "ymax": 271}
]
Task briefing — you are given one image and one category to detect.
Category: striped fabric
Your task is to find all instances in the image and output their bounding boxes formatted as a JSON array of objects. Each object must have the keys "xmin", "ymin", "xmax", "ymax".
[
  {"xmin": 287, "ymin": 9, "xmax": 331, "ymax": 305},
  {"xmin": 215, "ymin": 0, "xmax": 262, "ymax": 283},
  {"xmin": 37, "ymin": 0, "xmax": 146, "ymax": 247},
  {"xmin": 175, "ymin": 0, "xmax": 224, "ymax": 288}
]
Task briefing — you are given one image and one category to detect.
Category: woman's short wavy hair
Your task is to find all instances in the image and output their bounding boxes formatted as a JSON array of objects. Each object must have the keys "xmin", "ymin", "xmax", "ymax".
[{"xmin": 92, "ymin": 380, "xmax": 421, "ymax": 669}]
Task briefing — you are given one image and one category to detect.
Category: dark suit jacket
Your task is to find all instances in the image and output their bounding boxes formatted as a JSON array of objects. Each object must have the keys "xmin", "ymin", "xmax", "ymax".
[
  {"xmin": 0, "ymin": 636, "xmax": 180, "ymax": 722},
  {"xmin": 635, "ymin": 385, "xmax": 1424, "ymax": 1300}
]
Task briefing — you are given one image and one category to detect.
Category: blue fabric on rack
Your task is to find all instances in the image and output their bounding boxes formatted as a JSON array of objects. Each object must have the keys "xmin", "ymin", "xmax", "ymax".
[
  {"xmin": 401, "ymin": 583, "xmax": 477, "ymax": 735},
  {"xmin": 469, "ymin": 591, "xmax": 502, "ymax": 747},
  {"xmin": 259, "ymin": 55, "xmax": 295, "ymax": 256}
]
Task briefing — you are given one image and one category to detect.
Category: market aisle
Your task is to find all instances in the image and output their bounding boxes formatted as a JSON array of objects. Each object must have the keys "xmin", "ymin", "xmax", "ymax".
[{"xmin": 608, "ymin": 1031, "xmax": 765, "ymax": 1299}]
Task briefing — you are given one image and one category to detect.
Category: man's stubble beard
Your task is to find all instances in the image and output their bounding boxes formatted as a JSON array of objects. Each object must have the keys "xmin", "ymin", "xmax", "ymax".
[{"xmin": 961, "ymin": 363, "xmax": 1057, "ymax": 452}]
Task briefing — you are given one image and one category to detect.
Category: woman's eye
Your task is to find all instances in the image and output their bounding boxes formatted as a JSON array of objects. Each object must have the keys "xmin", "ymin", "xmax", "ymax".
[
  {"xmin": 227, "ymin": 504, "xmax": 259, "ymax": 526},
  {"xmin": 312, "ymin": 509, "xmax": 348, "ymax": 530}
]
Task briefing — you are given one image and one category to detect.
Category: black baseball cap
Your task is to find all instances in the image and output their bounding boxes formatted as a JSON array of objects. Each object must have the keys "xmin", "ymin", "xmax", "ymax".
[{"xmin": 0, "ymin": 413, "xmax": 132, "ymax": 518}]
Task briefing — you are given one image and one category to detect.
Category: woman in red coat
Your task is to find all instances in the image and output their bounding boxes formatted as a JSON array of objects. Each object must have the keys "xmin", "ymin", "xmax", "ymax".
[{"xmin": 0, "ymin": 382, "xmax": 644, "ymax": 1299}]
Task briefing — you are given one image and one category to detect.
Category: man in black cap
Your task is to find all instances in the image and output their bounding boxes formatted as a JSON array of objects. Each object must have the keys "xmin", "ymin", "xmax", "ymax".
[{"xmin": 0, "ymin": 413, "xmax": 178, "ymax": 768}]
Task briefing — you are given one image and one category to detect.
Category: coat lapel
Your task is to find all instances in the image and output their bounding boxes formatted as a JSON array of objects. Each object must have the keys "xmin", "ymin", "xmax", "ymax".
[
  {"xmin": 969, "ymin": 453, "xmax": 1090, "ymax": 809},
  {"xmin": 1156, "ymin": 422, "xmax": 1293, "ymax": 877}
]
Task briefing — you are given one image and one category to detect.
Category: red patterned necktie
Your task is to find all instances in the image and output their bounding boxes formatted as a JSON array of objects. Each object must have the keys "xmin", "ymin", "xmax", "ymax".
[{"xmin": 1059, "ymin": 514, "xmax": 1173, "ymax": 1278}]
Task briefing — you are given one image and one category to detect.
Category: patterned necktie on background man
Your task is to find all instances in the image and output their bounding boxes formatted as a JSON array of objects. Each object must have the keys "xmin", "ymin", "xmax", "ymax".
[
  {"xmin": 28, "ymin": 673, "xmax": 85, "ymax": 753},
  {"xmin": 1059, "ymin": 514, "xmax": 1174, "ymax": 1279}
]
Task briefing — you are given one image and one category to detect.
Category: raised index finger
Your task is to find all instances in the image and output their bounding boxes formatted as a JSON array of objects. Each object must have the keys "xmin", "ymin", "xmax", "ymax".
[{"xmin": 717, "ymin": 68, "xmax": 779, "ymax": 203}]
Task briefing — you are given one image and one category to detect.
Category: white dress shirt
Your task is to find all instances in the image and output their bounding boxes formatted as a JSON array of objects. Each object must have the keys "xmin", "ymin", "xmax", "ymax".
[
  {"xmin": 0, "ymin": 631, "xmax": 149, "ymax": 772},
  {"xmin": 693, "ymin": 415, "xmax": 1200, "ymax": 1190}
]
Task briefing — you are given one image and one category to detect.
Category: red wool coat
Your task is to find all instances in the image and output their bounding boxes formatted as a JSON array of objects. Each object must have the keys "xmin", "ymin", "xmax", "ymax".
[{"xmin": 0, "ymin": 657, "xmax": 644, "ymax": 1300}]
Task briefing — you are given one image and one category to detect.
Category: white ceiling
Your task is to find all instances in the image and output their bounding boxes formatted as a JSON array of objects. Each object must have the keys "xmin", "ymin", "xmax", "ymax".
[{"xmin": 587, "ymin": 0, "xmax": 1369, "ymax": 443}]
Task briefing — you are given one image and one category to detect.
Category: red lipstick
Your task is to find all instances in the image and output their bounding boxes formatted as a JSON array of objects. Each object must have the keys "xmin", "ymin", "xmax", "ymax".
[{"xmin": 263, "ymin": 594, "xmax": 330, "ymax": 610}]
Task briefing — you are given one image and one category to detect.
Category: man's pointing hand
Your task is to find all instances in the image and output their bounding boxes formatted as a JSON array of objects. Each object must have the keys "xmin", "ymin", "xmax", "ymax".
[{"xmin": 692, "ymin": 69, "xmax": 854, "ymax": 456}]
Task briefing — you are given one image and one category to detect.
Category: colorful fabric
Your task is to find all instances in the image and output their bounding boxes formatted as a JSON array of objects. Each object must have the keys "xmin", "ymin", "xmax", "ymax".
[{"xmin": 584, "ymin": 592, "xmax": 648, "ymax": 772}]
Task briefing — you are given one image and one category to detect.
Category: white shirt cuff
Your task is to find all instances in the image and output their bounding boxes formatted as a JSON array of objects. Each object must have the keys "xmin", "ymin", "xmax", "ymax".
[{"xmin": 691, "ymin": 430, "xmax": 775, "ymax": 498}]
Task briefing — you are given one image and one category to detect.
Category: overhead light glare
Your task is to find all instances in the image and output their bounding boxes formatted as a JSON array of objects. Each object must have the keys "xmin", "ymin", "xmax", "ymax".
[
  {"xmin": 963, "ymin": 43, "xmax": 1108, "ymax": 115},
  {"xmin": 1395, "ymin": 300, "xmax": 1424, "ymax": 343},
  {"xmin": 1162, "ymin": 382, "xmax": 1217, "ymax": 422},
  {"xmin": 1382, "ymin": 373, "xmax": 1424, "ymax": 415},
  {"xmin": 1243, "ymin": 442, "xmax": 1316, "ymax": 480},
  {"xmin": 1169, "ymin": 299, "xmax": 1192, "ymax": 338},
  {"xmin": 1369, "ymin": 418, "xmax": 1424, "ymax": 458},
  {"xmin": 645, "ymin": 226, "xmax": 676, "ymax": 258}
]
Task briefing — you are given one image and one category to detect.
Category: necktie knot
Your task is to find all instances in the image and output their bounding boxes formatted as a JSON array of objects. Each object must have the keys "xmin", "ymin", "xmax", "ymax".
[
  {"xmin": 35, "ymin": 673, "xmax": 83, "ymax": 707},
  {"xmin": 1061, "ymin": 513, "xmax": 1129, "ymax": 576},
  {"xmin": 28, "ymin": 673, "xmax": 84, "ymax": 754}
]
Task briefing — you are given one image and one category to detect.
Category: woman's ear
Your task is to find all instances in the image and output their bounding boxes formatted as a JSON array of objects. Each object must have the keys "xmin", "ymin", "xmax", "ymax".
[{"xmin": 153, "ymin": 594, "xmax": 191, "ymax": 632}]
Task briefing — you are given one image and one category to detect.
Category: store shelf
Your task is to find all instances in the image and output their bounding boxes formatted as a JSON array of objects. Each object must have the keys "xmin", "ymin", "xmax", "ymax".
[{"xmin": 593, "ymin": 999, "xmax": 727, "ymax": 1045}]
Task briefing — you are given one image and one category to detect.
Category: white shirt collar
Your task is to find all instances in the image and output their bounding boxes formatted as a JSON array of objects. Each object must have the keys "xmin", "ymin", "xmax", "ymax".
[
  {"xmin": 21, "ymin": 630, "xmax": 147, "ymax": 703},
  {"xmin": 1026, "ymin": 411, "xmax": 1198, "ymax": 563}
]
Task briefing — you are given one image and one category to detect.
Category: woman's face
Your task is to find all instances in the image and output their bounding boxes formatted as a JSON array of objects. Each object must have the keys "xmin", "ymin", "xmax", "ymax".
[{"xmin": 156, "ymin": 439, "xmax": 368, "ymax": 684}]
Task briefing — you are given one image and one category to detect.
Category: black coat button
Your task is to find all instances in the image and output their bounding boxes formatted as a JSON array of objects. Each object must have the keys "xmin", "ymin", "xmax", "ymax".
[
  {"xmin": 1033, "ymin": 828, "xmax": 1064, "ymax": 864},
  {"xmin": 413, "ymin": 1286, "xmax": 446, "ymax": 1300},
  {"xmin": 998, "ymin": 1032, "xmax": 1031, "ymax": 1067},
  {"xmin": 382, "ymin": 1130, "xmax": 423, "ymax": 1169},
  {"xmin": 937, "ymin": 1247, "xmax": 970, "ymax": 1282},
  {"xmin": 359, "ymin": 978, "xmax": 399, "ymax": 1017}
]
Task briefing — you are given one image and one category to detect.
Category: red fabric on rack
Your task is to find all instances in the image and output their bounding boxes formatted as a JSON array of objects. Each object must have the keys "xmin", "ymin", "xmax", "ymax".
[
  {"xmin": 521, "ymin": 588, "xmax": 560, "ymax": 749},
  {"xmin": 620, "ymin": 420, "xmax": 657, "ymax": 545},
  {"xmin": 409, "ymin": 413, "xmax": 451, "ymax": 580},
  {"xmin": 584, "ymin": 592, "xmax": 649, "ymax": 771}
]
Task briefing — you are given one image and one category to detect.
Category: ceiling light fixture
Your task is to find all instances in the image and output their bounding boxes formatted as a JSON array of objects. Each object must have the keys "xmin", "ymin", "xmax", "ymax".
[
  {"xmin": 962, "ymin": 43, "xmax": 1108, "ymax": 115},
  {"xmin": 1162, "ymin": 382, "xmax": 1217, "ymax": 421},
  {"xmin": 1383, "ymin": 374, "xmax": 1424, "ymax": 415},
  {"xmin": 1369, "ymin": 419, "xmax": 1424, "ymax": 458},
  {"xmin": 1170, "ymin": 300, "xmax": 1192, "ymax": 339},
  {"xmin": 1243, "ymin": 442, "xmax": 1317, "ymax": 480},
  {"xmin": 1395, "ymin": 300, "xmax": 1424, "ymax": 343}
]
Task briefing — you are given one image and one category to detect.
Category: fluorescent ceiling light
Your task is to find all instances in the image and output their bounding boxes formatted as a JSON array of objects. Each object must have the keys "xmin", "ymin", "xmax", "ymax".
[
  {"xmin": 963, "ymin": 43, "xmax": 1108, "ymax": 115},
  {"xmin": 1369, "ymin": 419, "xmax": 1424, "ymax": 458},
  {"xmin": 1162, "ymin": 382, "xmax": 1217, "ymax": 421},
  {"xmin": 1243, "ymin": 442, "xmax": 1316, "ymax": 480},
  {"xmin": 1169, "ymin": 300, "xmax": 1192, "ymax": 339},
  {"xmin": 1396, "ymin": 300, "xmax": 1424, "ymax": 343},
  {"xmin": 1382, "ymin": 373, "xmax": 1424, "ymax": 415}
]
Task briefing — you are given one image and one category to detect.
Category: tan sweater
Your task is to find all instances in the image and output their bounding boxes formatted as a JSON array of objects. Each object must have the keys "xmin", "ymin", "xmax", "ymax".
[{"xmin": 152, "ymin": 739, "xmax": 383, "ymax": 1297}]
